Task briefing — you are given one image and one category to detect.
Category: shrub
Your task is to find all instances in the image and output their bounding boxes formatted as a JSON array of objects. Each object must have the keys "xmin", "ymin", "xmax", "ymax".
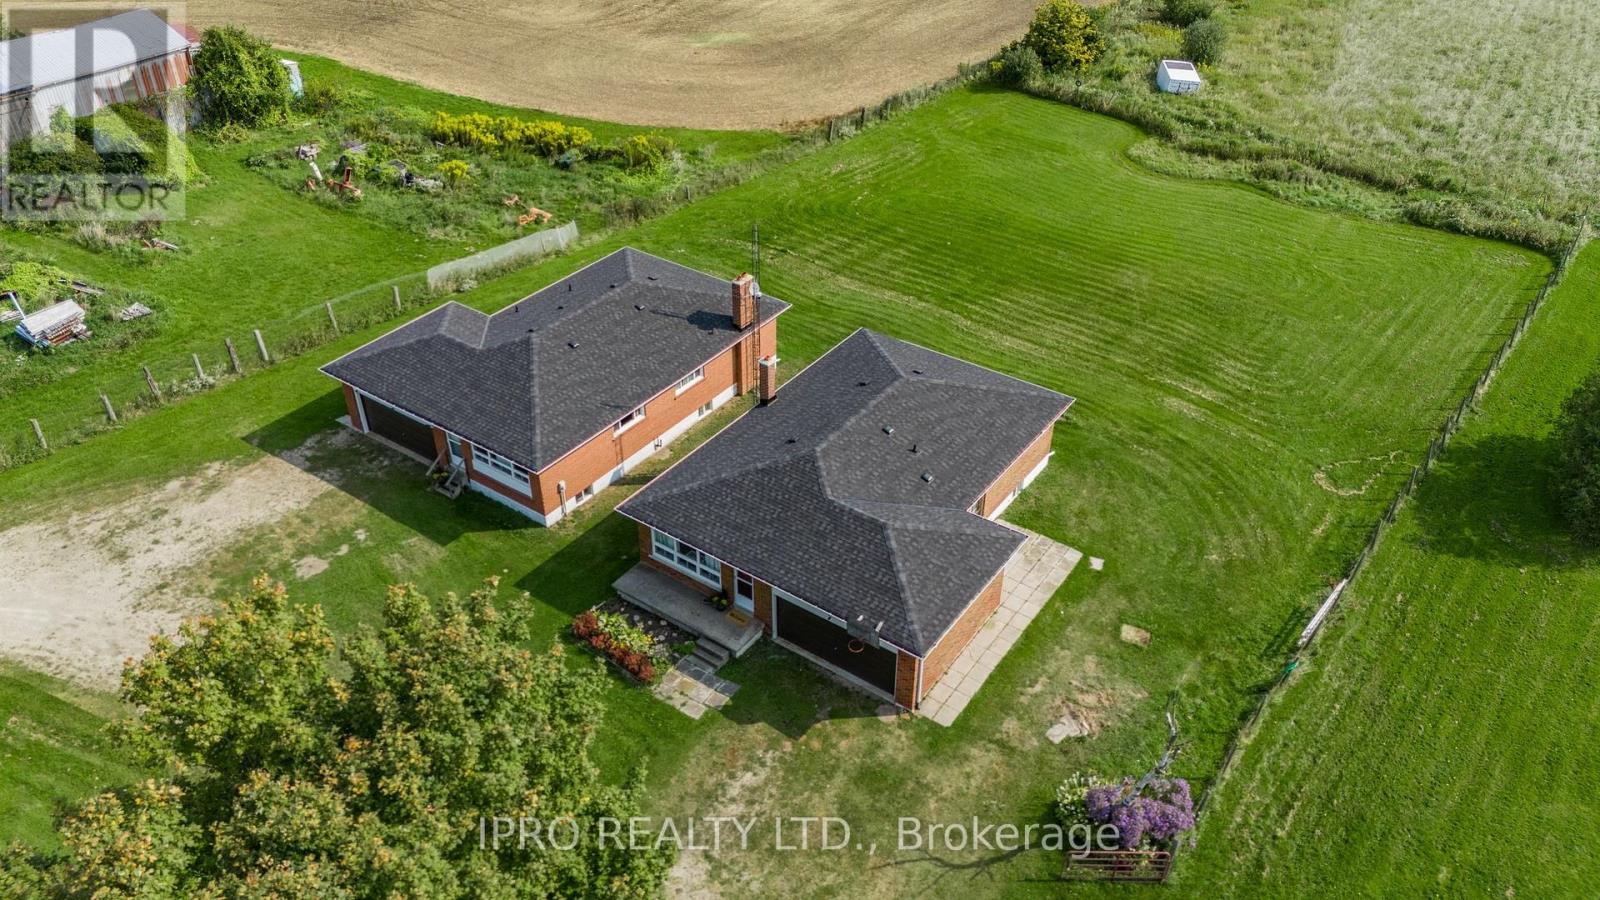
[
  {"xmin": 5, "ymin": 131, "xmax": 101, "ymax": 176},
  {"xmin": 1054, "ymin": 771, "xmax": 1101, "ymax": 828},
  {"xmin": 1183, "ymin": 18, "xmax": 1228, "ymax": 66},
  {"xmin": 1084, "ymin": 777, "xmax": 1195, "ymax": 849},
  {"xmin": 74, "ymin": 105, "xmax": 199, "ymax": 184},
  {"xmin": 428, "ymin": 112, "xmax": 594, "ymax": 157},
  {"xmin": 295, "ymin": 81, "xmax": 349, "ymax": 116},
  {"xmin": 572, "ymin": 609, "xmax": 663, "ymax": 682},
  {"xmin": 1, "ymin": 260, "xmax": 73, "ymax": 304},
  {"xmin": 1554, "ymin": 370, "xmax": 1600, "ymax": 545},
  {"xmin": 617, "ymin": 133, "xmax": 677, "ymax": 171},
  {"xmin": 1022, "ymin": 0, "xmax": 1105, "ymax": 73},
  {"xmin": 436, "ymin": 159, "xmax": 472, "ymax": 188},
  {"xmin": 1161, "ymin": 0, "xmax": 1215, "ymax": 27},
  {"xmin": 191, "ymin": 26, "xmax": 292, "ymax": 127},
  {"xmin": 993, "ymin": 44, "xmax": 1045, "ymax": 87}
]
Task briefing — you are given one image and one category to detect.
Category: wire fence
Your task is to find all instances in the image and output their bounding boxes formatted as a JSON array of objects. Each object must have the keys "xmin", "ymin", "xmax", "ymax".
[
  {"xmin": 0, "ymin": 224, "xmax": 584, "ymax": 471},
  {"xmin": 1190, "ymin": 215, "xmax": 1592, "ymax": 821}
]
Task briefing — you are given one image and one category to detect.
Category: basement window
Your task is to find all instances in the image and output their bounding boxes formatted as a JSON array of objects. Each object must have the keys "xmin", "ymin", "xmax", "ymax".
[
  {"xmin": 614, "ymin": 404, "xmax": 647, "ymax": 435},
  {"xmin": 674, "ymin": 366, "xmax": 706, "ymax": 395}
]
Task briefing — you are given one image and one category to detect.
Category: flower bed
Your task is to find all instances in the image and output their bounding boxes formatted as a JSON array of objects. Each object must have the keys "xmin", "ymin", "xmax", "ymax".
[
  {"xmin": 1056, "ymin": 772, "xmax": 1195, "ymax": 851},
  {"xmin": 572, "ymin": 606, "xmax": 677, "ymax": 683}
]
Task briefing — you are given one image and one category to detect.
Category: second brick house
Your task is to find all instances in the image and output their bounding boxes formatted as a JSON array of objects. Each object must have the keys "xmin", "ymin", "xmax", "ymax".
[
  {"xmin": 616, "ymin": 328, "xmax": 1072, "ymax": 709},
  {"xmin": 321, "ymin": 248, "xmax": 787, "ymax": 525}
]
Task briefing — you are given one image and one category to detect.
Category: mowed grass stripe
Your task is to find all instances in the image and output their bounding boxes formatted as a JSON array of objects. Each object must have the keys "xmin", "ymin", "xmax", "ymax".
[{"xmin": 1180, "ymin": 243, "xmax": 1600, "ymax": 896}]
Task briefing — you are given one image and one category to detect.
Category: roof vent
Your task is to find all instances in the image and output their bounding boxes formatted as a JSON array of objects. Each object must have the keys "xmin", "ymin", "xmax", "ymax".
[
  {"xmin": 567, "ymin": 341, "xmax": 579, "ymax": 349},
  {"xmin": 785, "ymin": 437, "xmax": 797, "ymax": 444},
  {"xmin": 647, "ymin": 275, "xmax": 658, "ymax": 281},
  {"xmin": 910, "ymin": 443, "xmax": 920, "ymax": 454},
  {"xmin": 912, "ymin": 368, "xmax": 924, "ymax": 375},
  {"xmin": 609, "ymin": 283, "xmax": 617, "ymax": 290},
  {"xmin": 567, "ymin": 283, "xmax": 572, "ymax": 291},
  {"xmin": 882, "ymin": 425, "xmax": 894, "ymax": 435},
  {"xmin": 856, "ymin": 381, "xmax": 869, "ymax": 387},
  {"xmin": 557, "ymin": 304, "xmax": 565, "ymax": 310},
  {"xmin": 920, "ymin": 471, "xmax": 934, "ymax": 483},
  {"xmin": 635, "ymin": 304, "xmax": 645, "ymax": 311}
]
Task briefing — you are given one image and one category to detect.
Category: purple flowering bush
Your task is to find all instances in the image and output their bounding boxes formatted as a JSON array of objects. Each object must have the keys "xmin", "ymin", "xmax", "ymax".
[{"xmin": 1083, "ymin": 777, "xmax": 1195, "ymax": 849}]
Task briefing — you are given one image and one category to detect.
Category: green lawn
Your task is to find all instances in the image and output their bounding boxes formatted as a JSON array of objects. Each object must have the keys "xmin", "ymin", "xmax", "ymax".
[
  {"xmin": 1175, "ymin": 243, "xmax": 1600, "ymax": 897},
  {"xmin": 0, "ymin": 665, "xmax": 143, "ymax": 850},
  {"xmin": 0, "ymin": 85, "xmax": 1550, "ymax": 894}
]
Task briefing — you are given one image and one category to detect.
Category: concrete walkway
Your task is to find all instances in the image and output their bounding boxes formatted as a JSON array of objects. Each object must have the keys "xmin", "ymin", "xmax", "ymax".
[{"xmin": 918, "ymin": 527, "xmax": 1082, "ymax": 726}]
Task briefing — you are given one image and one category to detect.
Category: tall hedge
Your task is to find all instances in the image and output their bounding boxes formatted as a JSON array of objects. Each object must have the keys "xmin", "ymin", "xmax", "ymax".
[{"xmin": 191, "ymin": 26, "xmax": 290, "ymax": 127}]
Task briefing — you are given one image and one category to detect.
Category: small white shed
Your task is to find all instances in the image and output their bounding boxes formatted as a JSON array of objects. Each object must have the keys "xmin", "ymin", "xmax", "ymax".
[{"xmin": 1157, "ymin": 59, "xmax": 1204, "ymax": 94}]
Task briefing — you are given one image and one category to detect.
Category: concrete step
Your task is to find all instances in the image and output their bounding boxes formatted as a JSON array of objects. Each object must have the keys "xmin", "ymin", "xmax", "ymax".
[{"xmin": 691, "ymin": 638, "xmax": 731, "ymax": 670}]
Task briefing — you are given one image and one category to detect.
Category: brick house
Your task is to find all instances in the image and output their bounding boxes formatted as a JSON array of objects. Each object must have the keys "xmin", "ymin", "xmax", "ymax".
[
  {"xmin": 320, "ymin": 248, "xmax": 787, "ymax": 525},
  {"xmin": 616, "ymin": 329, "xmax": 1071, "ymax": 709}
]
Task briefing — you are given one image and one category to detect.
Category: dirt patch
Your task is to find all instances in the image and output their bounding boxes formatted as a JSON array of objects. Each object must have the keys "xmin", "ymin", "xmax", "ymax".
[
  {"xmin": 0, "ymin": 432, "xmax": 355, "ymax": 688},
  {"xmin": 1313, "ymin": 450, "xmax": 1406, "ymax": 497},
  {"xmin": 180, "ymin": 0, "xmax": 1043, "ymax": 129}
]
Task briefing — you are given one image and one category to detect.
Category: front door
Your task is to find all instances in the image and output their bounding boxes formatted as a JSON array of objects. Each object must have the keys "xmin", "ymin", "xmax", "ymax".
[{"xmin": 733, "ymin": 570, "xmax": 756, "ymax": 613}]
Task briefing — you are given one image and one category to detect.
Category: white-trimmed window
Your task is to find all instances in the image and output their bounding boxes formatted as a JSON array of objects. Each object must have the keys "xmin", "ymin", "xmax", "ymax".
[
  {"xmin": 472, "ymin": 445, "xmax": 530, "ymax": 489},
  {"xmin": 675, "ymin": 366, "xmax": 706, "ymax": 395},
  {"xmin": 614, "ymin": 405, "xmax": 646, "ymax": 435},
  {"xmin": 651, "ymin": 528, "xmax": 722, "ymax": 587}
]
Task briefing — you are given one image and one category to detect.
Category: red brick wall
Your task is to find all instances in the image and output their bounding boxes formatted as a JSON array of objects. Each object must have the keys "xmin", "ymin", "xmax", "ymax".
[
  {"xmin": 529, "ymin": 322, "xmax": 776, "ymax": 514},
  {"xmin": 894, "ymin": 651, "xmax": 919, "ymax": 708},
  {"xmin": 974, "ymin": 427, "xmax": 1054, "ymax": 517},
  {"xmin": 342, "ymin": 383, "xmax": 363, "ymax": 430},
  {"xmin": 753, "ymin": 582, "xmax": 773, "ymax": 629},
  {"xmin": 918, "ymin": 570, "xmax": 1005, "ymax": 702}
]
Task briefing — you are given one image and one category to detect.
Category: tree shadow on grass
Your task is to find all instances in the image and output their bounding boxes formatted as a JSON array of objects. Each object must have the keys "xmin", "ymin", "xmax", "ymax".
[
  {"xmin": 1408, "ymin": 431, "xmax": 1592, "ymax": 569},
  {"xmin": 244, "ymin": 389, "xmax": 525, "ymax": 547}
]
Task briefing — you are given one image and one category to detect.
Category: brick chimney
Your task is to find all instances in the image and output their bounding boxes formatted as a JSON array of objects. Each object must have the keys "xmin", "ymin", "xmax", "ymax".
[
  {"xmin": 758, "ymin": 356, "xmax": 778, "ymax": 404},
  {"xmin": 732, "ymin": 273, "xmax": 755, "ymax": 330}
]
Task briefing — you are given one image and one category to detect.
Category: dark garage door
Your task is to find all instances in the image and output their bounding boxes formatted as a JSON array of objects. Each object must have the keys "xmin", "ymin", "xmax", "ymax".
[
  {"xmin": 775, "ymin": 597, "xmax": 897, "ymax": 695},
  {"xmin": 361, "ymin": 396, "xmax": 437, "ymax": 461}
]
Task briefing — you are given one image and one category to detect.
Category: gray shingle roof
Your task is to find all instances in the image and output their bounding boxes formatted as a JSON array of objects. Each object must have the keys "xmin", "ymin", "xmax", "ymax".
[
  {"xmin": 321, "ymin": 248, "xmax": 788, "ymax": 471},
  {"xmin": 618, "ymin": 329, "xmax": 1072, "ymax": 656}
]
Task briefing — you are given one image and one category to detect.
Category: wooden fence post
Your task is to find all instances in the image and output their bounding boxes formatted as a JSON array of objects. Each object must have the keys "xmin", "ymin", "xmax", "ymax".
[
  {"xmin": 325, "ymin": 302, "xmax": 339, "ymax": 333},
  {"xmin": 392, "ymin": 285, "xmax": 402, "ymax": 311},
  {"xmin": 192, "ymin": 353, "xmax": 205, "ymax": 381},
  {"xmin": 225, "ymin": 337, "xmax": 241, "ymax": 373},
  {"xmin": 100, "ymin": 393, "xmax": 118, "ymax": 424},
  {"xmin": 29, "ymin": 418, "xmax": 46, "ymax": 451},
  {"xmin": 254, "ymin": 329, "xmax": 270, "ymax": 363},
  {"xmin": 142, "ymin": 365, "xmax": 163, "ymax": 403}
]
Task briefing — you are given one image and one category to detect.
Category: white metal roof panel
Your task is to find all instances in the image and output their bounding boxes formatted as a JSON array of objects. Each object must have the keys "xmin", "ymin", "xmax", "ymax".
[{"xmin": 0, "ymin": 9, "xmax": 188, "ymax": 95}]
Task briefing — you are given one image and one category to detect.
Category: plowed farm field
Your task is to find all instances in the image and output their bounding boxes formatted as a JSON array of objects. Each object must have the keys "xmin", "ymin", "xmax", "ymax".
[{"xmin": 182, "ymin": 0, "xmax": 1039, "ymax": 128}]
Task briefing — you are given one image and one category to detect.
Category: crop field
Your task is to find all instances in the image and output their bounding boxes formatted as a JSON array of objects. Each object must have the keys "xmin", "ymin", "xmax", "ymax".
[
  {"xmin": 0, "ymin": 85, "xmax": 1547, "ymax": 894},
  {"xmin": 1178, "ymin": 244, "xmax": 1600, "ymax": 897},
  {"xmin": 172, "ymin": 0, "xmax": 1041, "ymax": 128}
]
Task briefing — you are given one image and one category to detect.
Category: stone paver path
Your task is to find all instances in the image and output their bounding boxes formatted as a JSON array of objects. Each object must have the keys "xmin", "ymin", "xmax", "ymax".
[
  {"xmin": 918, "ymin": 527, "xmax": 1083, "ymax": 726},
  {"xmin": 654, "ymin": 656, "xmax": 740, "ymax": 719}
]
